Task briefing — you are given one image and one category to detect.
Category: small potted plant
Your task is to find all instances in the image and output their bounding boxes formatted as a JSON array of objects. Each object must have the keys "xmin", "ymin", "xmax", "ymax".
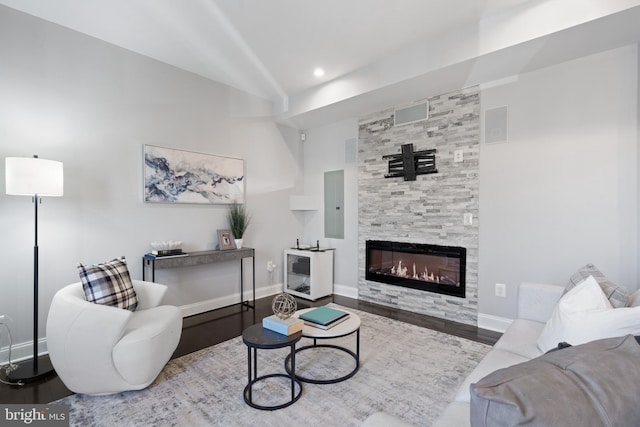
[{"xmin": 227, "ymin": 204, "xmax": 251, "ymax": 248}]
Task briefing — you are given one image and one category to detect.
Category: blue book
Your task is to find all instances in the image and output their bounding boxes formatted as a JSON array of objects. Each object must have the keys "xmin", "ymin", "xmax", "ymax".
[
  {"xmin": 262, "ymin": 315, "xmax": 304, "ymax": 335},
  {"xmin": 299, "ymin": 306, "xmax": 348, "ymax": 326}
]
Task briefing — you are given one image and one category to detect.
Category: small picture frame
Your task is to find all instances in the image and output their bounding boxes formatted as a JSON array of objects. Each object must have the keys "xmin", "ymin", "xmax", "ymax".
[{"xmin": 217, "ymin": 229, "xmax": 236, "ymax": 251}]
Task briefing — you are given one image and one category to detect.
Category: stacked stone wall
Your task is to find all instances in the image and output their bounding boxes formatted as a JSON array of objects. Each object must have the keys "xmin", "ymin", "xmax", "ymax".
[{"xmin": 358, "ymin": 87, "xmax": 480, "ymax": 325}]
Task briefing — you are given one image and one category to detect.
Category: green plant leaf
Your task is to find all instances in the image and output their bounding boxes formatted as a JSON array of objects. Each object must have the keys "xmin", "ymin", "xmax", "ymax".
[{"xmin": 227, "ymin": 204, "xmax": 251, "ymax": 238}]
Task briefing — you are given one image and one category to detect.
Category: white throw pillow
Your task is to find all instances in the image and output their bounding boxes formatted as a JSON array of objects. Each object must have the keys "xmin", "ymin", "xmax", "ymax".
[{"xmin": 536, "ymin": 275, "xmax": 640, "ymax": 352}]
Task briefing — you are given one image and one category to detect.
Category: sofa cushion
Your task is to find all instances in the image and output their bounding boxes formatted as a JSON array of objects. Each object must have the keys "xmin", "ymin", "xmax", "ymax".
[
  {"xmin": 470, "ymin": 335, "xmax": 640, "ymax": 427},
  {"xmin": 432, "ymin": 401, "xmax": 470, "ymax": 427},
  {"xmin": 454, "ymin": 349, "xmax": 529, "ymax": 403},
  {"xmin": 564, "ymin": 263, "xmax": 628, "ymax": 307},
  {"xmin": 627, "ymin": 289, "xmax": 640, "ymax": 307},
  {"xmin": 537, "ymin": 276, "xmax": 640, "ymax": 352},
  {"xmin": 78, "ymin": 257, "xmax": 138, "ymax": 311},
  {"xmin": 516, "ymin": 282, "xmax": 564, "ymax": 323},
  {"xmin": 492, "ymin": 319, "xmax": 545, "ymax": 360}
]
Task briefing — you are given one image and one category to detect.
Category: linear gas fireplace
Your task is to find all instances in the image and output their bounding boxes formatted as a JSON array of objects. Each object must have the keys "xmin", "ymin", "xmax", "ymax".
[{"xmin": 365, "ymin": 240, "xmax": 466, "ymax": 298}]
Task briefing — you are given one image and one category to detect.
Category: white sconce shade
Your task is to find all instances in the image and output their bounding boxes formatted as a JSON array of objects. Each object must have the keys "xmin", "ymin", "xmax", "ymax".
[{"xmin": 5, "ymin": 157, "xmax": 64, "ymax": 197}]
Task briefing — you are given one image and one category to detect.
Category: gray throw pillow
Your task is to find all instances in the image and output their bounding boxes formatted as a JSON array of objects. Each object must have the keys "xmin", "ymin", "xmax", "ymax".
[
  {"xmin": 470, "ymin": 335, "xmax": 640, "ymax": 427},
  {"xmin": 564, "ymin": 263, "xmax": 628, "ymax": 308}
]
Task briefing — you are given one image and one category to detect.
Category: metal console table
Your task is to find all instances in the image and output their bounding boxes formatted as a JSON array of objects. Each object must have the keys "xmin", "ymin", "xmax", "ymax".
[{"xmin": 142, "ymin": 248, "xmax": 255, "ymax": 309}]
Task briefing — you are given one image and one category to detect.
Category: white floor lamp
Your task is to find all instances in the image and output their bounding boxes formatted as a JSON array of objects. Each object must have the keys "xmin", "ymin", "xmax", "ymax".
[{"xmin": 5, "ymin": 155, "xmax": 63, "ymax": 382}]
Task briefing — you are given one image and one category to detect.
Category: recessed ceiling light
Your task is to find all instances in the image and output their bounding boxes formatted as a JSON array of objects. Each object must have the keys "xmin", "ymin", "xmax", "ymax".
[{"xmin": 313, "ymin": 68, "xmax": 325, "ymax": 78}]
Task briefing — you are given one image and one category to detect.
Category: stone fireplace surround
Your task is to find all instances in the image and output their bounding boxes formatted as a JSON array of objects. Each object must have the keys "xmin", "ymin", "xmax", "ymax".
[{"xmin": 357, "ymin": 87, "xmax": 480, "ymax": 326}]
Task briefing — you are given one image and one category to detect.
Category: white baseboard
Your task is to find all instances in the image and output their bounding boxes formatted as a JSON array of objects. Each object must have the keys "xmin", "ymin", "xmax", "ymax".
[
  {"xmin": 181, "ymin": 296, "xmax": 243, "ymax": 317},
  {"xmin": 1, "ymin": 285, "xmax": 287, "ymax": 361},
  {"xmin": 477, "ymin": 313, "xmax": 513, "ymax": 333},
  {"xmin": 3, "ymin": 293, "xmax": 505, "ymax": 362},
  {"xmin": 333, "ymin": 283, "xmax": 358, "ymax": 299},
  {"xmin": 257, "ymin": 283, "xmax": 284, "ymax": 299},
  {"xmin": 180, "ymin": 283, "xmax": 283, "ymax": 317},
  {"xmin": 0, "ymin": 337, "xmax": 48, "ymax": 364},
  {"xmin": 180, "ymin": 283, "xmax": 359, "ymax": 317}
]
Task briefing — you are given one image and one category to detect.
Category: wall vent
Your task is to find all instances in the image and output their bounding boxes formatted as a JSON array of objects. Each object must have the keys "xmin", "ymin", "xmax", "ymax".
[
  {"xmin": 394, "ymin": 101, "xmax": 429, "ymax": 126},
  {"xmin": 484, "ymin": 105, "xmax": 509, "ymax": 144},
  {"xmin": 345, "ymin": 138, "xmax": 357, "ymax": 163}
]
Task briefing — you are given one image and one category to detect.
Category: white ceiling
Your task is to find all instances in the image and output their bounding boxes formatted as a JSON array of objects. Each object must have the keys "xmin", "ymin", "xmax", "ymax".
[
  {"xmin": 214, "ymin": 0, "xmax": 534, "ymax": 95},
  {"xmin": 2, "ymin": 0, "xmax": 640, "ymax": 129}
]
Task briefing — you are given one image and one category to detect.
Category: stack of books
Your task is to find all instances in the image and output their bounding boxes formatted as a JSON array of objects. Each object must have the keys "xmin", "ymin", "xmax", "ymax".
[
  {"xmin": 262, "ymin": 315, "xmax": 304, "ymax": 336},
  {"xmin": 144, "ymin": 252, "xmax": 188, "ymax": 260},
  {"xmin": 298, "ymin": 306, "xmax": 350, "ymax": 330}
]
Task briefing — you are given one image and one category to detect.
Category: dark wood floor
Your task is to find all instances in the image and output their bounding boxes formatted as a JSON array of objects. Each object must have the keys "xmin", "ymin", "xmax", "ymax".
[{"xmin": 0, "ymin": 295, "xmax": 500, "ymax": 404}]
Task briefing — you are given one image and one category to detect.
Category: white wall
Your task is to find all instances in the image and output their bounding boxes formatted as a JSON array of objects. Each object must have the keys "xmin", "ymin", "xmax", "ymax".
[
  {"xmin": 0, "ymin": 6, "xmax": 302, "ymax": 356},
  {"xmin": 301, "ymin": 119, "xmax": 359, "ymax": 297},
  {"xmin": 479, "ymin": 44, "xmax": 639, "ymax": 321},
  {"xmin": 637, "ymin": 42, "xmax": 640, "ymax": 285}
]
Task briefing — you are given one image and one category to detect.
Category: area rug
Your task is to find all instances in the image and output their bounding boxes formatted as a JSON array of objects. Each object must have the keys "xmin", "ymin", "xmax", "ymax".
[{"xmin": 57, "ymin": 305, "xmax": 490, "ymax": 426}]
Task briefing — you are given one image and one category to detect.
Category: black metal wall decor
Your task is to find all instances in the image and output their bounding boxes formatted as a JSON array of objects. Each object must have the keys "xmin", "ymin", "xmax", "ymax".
[{"xmin": 383, "ymin": 144, "xmax": 437, "ymax": 181}]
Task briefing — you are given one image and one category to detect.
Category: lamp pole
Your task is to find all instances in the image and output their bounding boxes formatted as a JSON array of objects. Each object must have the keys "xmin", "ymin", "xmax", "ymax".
[{"xmin": 33, "ymin": 192, "xmax": 40, "ymax": 373}]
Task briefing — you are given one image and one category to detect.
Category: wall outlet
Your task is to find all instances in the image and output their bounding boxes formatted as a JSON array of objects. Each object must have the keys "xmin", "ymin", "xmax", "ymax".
[
  {"xmin": 463, "ymin": 213, "xmax": 473, "ymax": 226},
  {"xmin": 454, "ymin": 149, "xmax": 464, "ymax": 163},
  {"xmin": 495, "ymin": 283, "xmax": 507, "ymax": 298}
]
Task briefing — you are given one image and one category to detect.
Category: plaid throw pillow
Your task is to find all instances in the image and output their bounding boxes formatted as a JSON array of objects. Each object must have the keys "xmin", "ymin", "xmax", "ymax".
[
  {"xmin": 564, "ymin": 263, "xmax": 629, "ymax": 308},
  {"xmin": 78, "ymin": 257, "xmax": 138, "ymax": 311}
]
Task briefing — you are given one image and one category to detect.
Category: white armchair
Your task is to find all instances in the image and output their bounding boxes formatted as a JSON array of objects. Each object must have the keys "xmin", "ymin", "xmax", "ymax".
[{"xmin": 46, "ymin": 280, "xmax": 182, "ymax": 395}]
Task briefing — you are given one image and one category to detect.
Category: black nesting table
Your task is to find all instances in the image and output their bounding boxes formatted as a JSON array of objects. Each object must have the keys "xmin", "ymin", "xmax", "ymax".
[{"xmin": 242, "ymin": 324, "xmax": 303, "ymax": 410}]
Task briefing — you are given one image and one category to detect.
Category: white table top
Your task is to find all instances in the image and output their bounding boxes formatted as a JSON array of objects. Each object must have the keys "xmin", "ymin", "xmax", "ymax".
[{"xmin": 294, "ymin": 307, "xmax": 361, "ymax": 338}]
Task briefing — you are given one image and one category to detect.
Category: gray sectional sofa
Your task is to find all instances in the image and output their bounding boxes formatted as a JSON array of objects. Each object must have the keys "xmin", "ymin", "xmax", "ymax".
[
  {"xmin": 364, "ymin": 274, "xmax": 640, "ymax": 426},
  {"xmin": 364, "ymin": 281, "xmax": 566, "ymax": 427},
  {"xmin": 435, "ymin": 281, "xmax": 565, "ymax": 426}
]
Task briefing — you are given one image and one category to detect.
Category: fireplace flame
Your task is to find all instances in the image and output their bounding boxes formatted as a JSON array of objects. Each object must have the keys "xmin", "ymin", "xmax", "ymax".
[{"xmin": 374, "ymin": 258, "xmax": 461, "ymax": 286}]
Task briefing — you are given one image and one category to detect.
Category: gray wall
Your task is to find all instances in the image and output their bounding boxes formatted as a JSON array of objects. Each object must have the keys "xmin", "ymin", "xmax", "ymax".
[
  {"xmin": 479, "ymin": 44, "xmax": 639, "ymax": 321},
  {"xmin": 0, "ymin": 6, "xmax": 302, "ymax": 355},
  {"xmin": 301, "ymin": 119, "xmax": 359, "ymax": 297}
]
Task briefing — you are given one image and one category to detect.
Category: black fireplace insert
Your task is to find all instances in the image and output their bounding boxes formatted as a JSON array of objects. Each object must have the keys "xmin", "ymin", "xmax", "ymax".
[{"xmin": 365, "ymin": 240, "xmax": 466, "ymax": 298}]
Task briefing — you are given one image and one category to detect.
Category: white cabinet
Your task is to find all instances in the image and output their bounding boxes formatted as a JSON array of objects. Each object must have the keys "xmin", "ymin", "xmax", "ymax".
[{"xmin": 284, "ymin": 249, "xmax": 334, "ymax": 300}]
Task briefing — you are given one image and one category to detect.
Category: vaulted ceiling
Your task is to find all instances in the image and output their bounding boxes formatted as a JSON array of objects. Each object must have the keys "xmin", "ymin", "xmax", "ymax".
[{"xmin": 2, "ymin": 0, "xmax": 640, "ymax": 129}]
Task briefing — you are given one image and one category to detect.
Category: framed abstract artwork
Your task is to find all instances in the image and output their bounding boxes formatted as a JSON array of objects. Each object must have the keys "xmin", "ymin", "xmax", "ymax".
[{"xmin": 144, "ymin": 145, "xmax": 244, "ymax": 204}]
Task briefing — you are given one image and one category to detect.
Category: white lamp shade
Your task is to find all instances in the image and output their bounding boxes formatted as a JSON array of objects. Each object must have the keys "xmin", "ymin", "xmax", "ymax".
[{"xmin": 5, "ymin": 157, "xmax": 64, "ymax": 196}]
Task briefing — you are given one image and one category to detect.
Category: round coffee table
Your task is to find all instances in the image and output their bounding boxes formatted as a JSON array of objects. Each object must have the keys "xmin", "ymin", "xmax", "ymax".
[
  {"xmin": 242, "ymin": 324, "xmax": 303, "ymax": 410},
  {"xmin": 284, "ymin": 307, "xmax": 360, "ymax": 384}
]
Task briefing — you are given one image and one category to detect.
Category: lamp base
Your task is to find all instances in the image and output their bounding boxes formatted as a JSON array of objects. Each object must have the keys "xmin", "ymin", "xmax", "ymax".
[{"xmin": 6, "ymin": 355, "xmax": 55, "ymax": 383}]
